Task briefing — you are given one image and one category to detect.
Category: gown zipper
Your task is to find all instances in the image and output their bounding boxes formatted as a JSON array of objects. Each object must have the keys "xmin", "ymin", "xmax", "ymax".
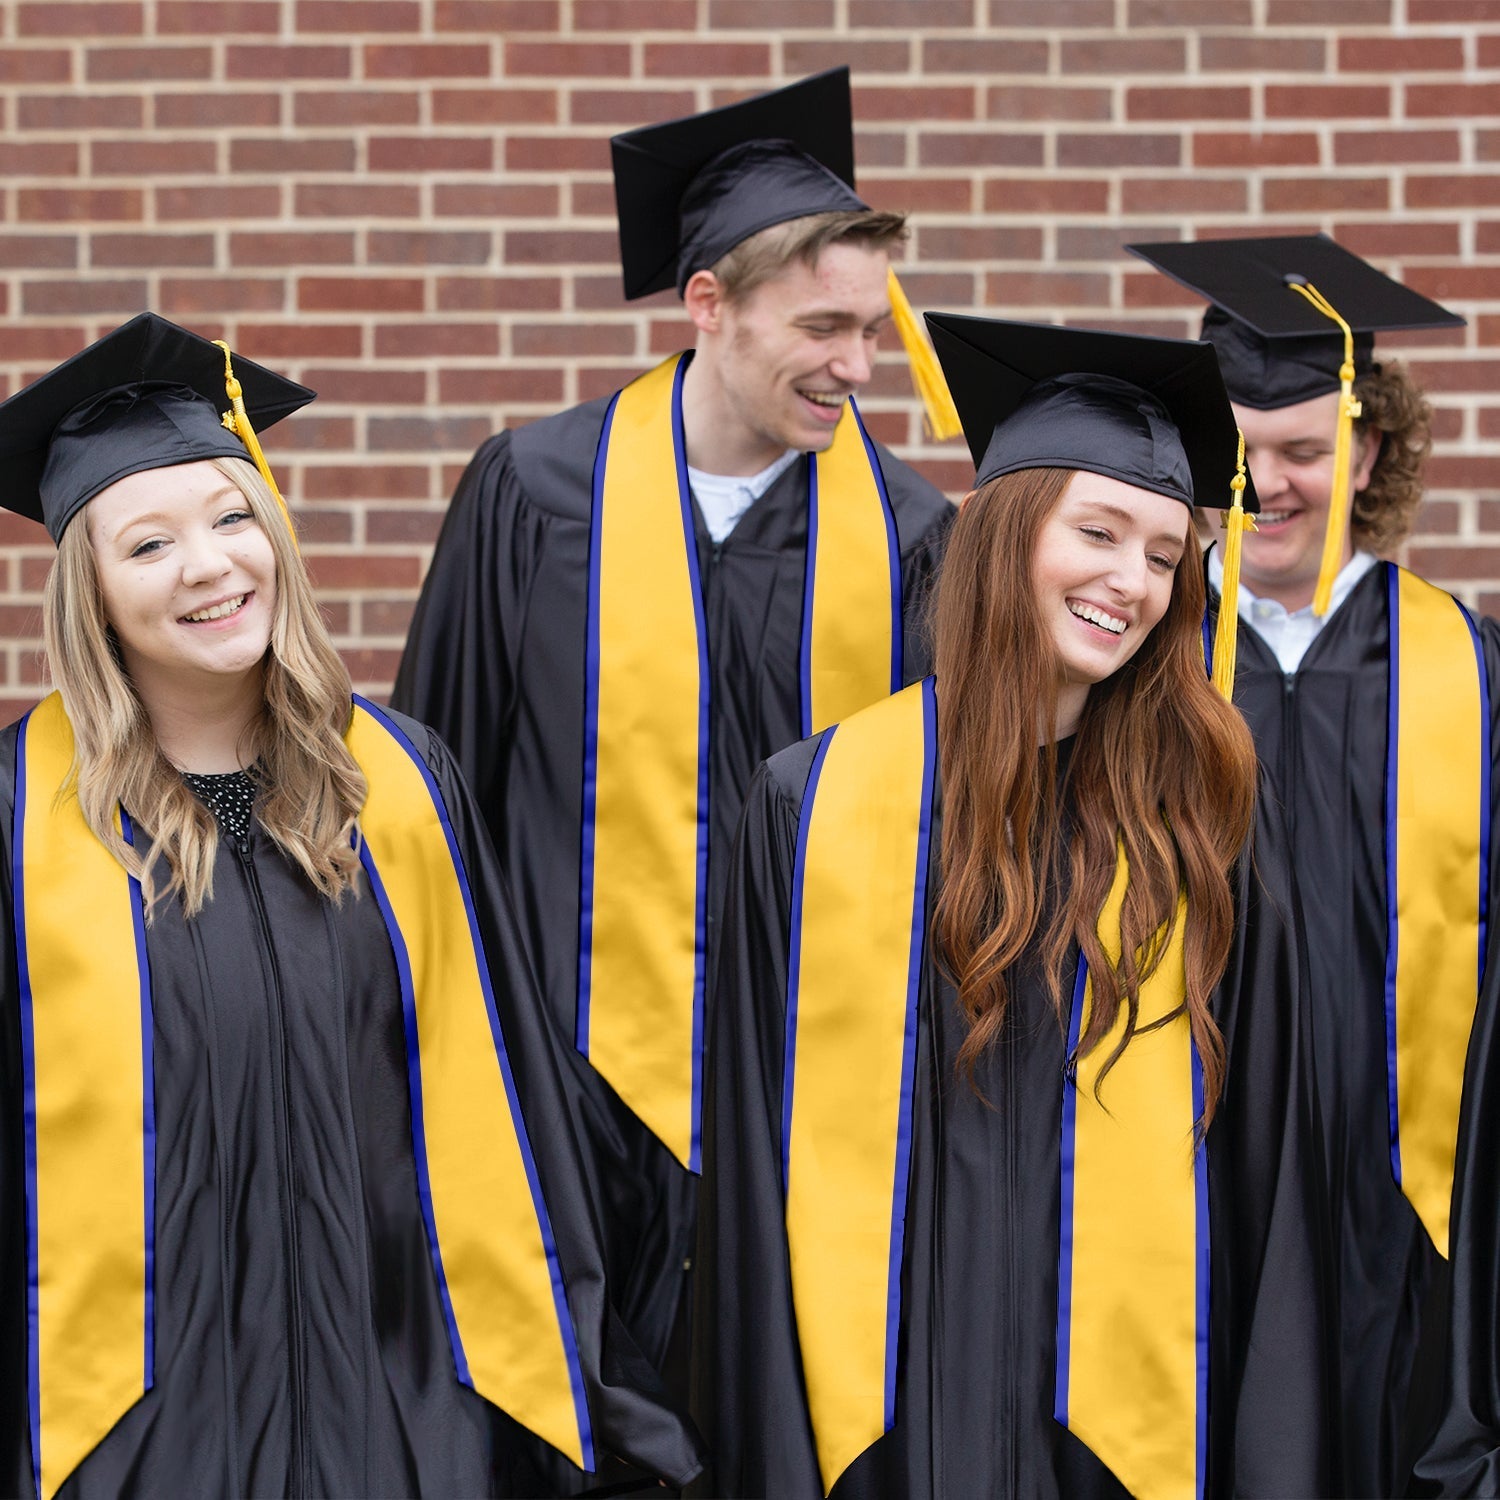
[{"xmin": 233, "ymin": 834, "xmax": 309, "ymax": 1498}]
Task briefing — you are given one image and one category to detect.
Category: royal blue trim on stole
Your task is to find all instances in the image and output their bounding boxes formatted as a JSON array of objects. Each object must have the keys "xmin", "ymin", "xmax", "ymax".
[
  {"xmin": 1200, "ymin": 609, "xmax": 1213, "ymax": 677},
  {"xmin": 1053, "ymin": 957, "xmax": 1089, "ymax": 1429},
  {"xmin": 1382, "ymin": 562, "xmax": 1403, "ymax": 1183},
  {"xmin": 798, "ymin": 453, "xmax": 820, "ymax": 742},
  {"xmin": 781, "ymin": 726, "xmax": 837, "ymax": 1191},
  {"xmin": 884, "ymin": 677, "xmax": 936, "ymax": 1427},
  {"xmin": 354, "ymin": 696, "xmax": 595, "ymax": 1468},
  {"xmin": 13, "ymin": 711, "xmax": 41, "ymax": 1500},
  {"xmin": 852, "ymin": 400, "xmax": 903, "ymax": 697},
  {"xmin": 1191, "ymin": 1039, "xmax": 1210, "ymax": 1500}
]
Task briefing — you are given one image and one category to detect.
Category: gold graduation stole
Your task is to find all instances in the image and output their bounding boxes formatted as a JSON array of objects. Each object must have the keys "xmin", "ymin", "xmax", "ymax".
[
  {"xmin": 782, "ymin": 680, "xmax": 1204, "ymax": 1499},
  {"xmin": 14, "ymin": 692, "xmax": 594, "ymax": 1500},
  {"xmin": 1382, "ymin": 563, "xmax": 1491, "ymax": 1258},
  {"xmin": 578, "ymin": 350, "xmax": 901, "ymax": 1170}
]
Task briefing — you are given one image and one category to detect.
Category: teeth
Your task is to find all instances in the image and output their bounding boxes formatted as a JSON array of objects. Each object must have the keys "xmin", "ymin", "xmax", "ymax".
[
  {"xmin": 799, "ymin": 391, "xmax": 844, "ymax": 408},
  {"xmin": 183, "ymin": 595, "xmax": 246, "ymax": 623},
  {"xmin": 1258, "ymin": 510, "xmax": 1295, "ymax": 524},
  {"xmin": 1068, "ymin": 601, "xmax": 1127, "ymax": 635}
]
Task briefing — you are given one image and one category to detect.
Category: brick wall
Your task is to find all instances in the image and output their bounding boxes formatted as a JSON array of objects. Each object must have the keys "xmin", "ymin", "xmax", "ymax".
[{"xmin": 1, "ymin": 0, "xmax": 1498, "ymax": 721}]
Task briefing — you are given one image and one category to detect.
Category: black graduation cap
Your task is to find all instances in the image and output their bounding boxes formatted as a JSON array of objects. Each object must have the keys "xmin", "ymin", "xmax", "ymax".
[
  {"xmin": 610, "ymin": 68, "xmax": 867, "ymax": 300},
  {"xmin": 0, "ymin": 312, "xmax": 314, "ymax": 542},
  {"xmin": 924, "ymin": 312, "xmax": 1258, "ymax": 514},
  {"xmin": 1126, "ymin": 235, "xmax": 1465, "ymax": 410}
]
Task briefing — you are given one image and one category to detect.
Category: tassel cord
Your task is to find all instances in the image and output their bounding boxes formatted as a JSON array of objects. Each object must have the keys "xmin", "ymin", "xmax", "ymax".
[
  {"xmin": 885, "ymin": 267, "xmax": 962, "ymax": 442},
  {"xmin": 211, "ymin": 339, "xmax": 299, "ymax": 547},
  {"xmin": 1211, "ymin": 430, "xmax": 1255, "ymax": 702}
]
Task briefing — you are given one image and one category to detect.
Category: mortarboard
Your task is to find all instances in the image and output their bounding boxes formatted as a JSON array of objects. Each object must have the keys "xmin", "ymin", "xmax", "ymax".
[{"xmin": 0, "ymin": 312, "xmax": 313, "ymax": 543}]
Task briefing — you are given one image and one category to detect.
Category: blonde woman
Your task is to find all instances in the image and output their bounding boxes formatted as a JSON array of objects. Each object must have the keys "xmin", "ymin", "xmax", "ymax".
[{"xmin": 0, "ymin": 315, "xmax": 699, "ymax": 1500}]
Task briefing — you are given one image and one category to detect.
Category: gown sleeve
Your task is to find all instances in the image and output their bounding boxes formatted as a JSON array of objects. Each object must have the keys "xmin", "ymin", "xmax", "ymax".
[
  {"xmin": 414, "ymin": 720, "xmax": 706, "ymax": 1492},
  {"xmin": 1206, "ymin": 775, "xmax": 1339, "ymax": 1497},
  {"xmin": 1408, "ymin": 614, "xmax": 1500, "ymax": 1497}
]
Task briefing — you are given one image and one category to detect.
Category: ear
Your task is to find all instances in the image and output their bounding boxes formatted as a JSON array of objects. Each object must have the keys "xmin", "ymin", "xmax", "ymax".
[
  {"xmin": 958, "ymin": 488, "xmax": 978, "ymax": 510},
  {"xmin": 1351, "ymin": 423, "xmax": 1382, "ymax": 493},
  {"xmin": 683, "ymin": 269, "xmax": 727, "ymax": 336}
]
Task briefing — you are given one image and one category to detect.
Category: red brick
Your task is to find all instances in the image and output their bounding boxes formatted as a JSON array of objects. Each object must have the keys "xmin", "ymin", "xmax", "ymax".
[
  {"xmin": 1122, "ymin": 271, "xmax": 1204, "ymax": 309},
  {"xmin": 1407, "ymin": 175, "xmax": 1500, "ymax": 209},
  {"xmin": 237, "ymin": 323, "xmax": 366, "ymax": 358},
  {"xmin": 1267, "ymin": 0, "xmax": 1390, "ymax": 17},
  {"xmin": 917, "ymin": 226, "xmax": 1046, "ymax": 262},
  {"xmin": 299, "ymin": 277, "xmax": 426, "ymax": 312},
  {"xmin": 432, "ymin": 87, "xmax": 558, "ymax": 124},
  {"xmin": 1058, "ymin": 133, "xmax": 1181, "ymax": 168},
  {"xmin": 301, "ymin": 368, "xmax": 428, "ymax": 405},
  {"xmin": 227, "ymin": 45, "xmax": 353, "ymax": 80},
  {"xmin": 92, "ymin": 232, "xmax": 216, "ymax": 268},
  {"xmin": 576, "ymin": 0, "xmax": 698, "ymax": 25},
  {"xmin": 1058, "ymin": 225, "xmax": 1172, "ymax": 260},
  {"xmin": 365, "ymin": 511, "xmax": 446, "ymax": 546},
  {"xmin": 1061, "ymin": 37, "xmax": 1187, "ymax": 73},
  {"xmin": 297, "ymin": 0, "xmax": 421, "ymax": 29},
  {"xmin": 1409, "ymin": 84, "xmax": 1500, "ymax": 118},
  {"xmin": 434, "ymin": 275, "xmax": 562, "ymax": 311},
  {"xmin": 367, "ymin": 43, "xmax": 494, "ymax": 79},
  {"xmin": 230, "ymin": 137, "xmax": 357, "ymax": 173},
  {"xmin": 0, "ymin": 47, "xmax": 69, "ymax": 82},
  {"xmin": 986, "ymin": 86, "xmax": 1113, "ymax": 123},
  {"xmin": 991, "ymin": 0, "xmax": 1112, "ymax": 17},
  {"xmin": 922, "ymin": 38, "xmax": 1048, "ymax": 74},
  {"xmin": 504, "ymin": 229, "xmax": 620, "ymax": 265},
  {"xmin": 1409, "ymin": 0, "xmax": 1500, "ymax": 17},
  {"xmin": 863, "ymin": 176, "xmax": 973, "ymax": 213},
  {"xmin": 0, "ymin": 326, "xmax": 92, "ymax": 361},
  {"xmin": 231, "ymin": 232, "xmax": 357, "ymax": 266},
  {"xmin": 1406, "ymin": 266, "xmax": 1500, "ymax": 302},
  {"xmin": 0, "ymin": 235, "xmax": 79, "ymax": 269},
  {"xmin": 570, "ymin": 180, "xmax": 621, "ymax": 216},
  {"xmin": 374, "ymin": 323, "xmax": 501, "ymax": 358},
  {"xmin": 569, "ymin": 89, "xmax": 695, "ymax": 126},
  {"xmin": 368, "ymin": 415, "xmax": 502, "ymax": 450},
  {"xmin": 1479, "ymin": 401, "xmax": 1500, "ymax": 428},
  {"xmin": 512, "ymin": 323, "xmax": 636, "ymax": 356},
  {"xmin": 362, "ymin": 599, "xmax": 418, "ymax": 636},
  {"xmin": 853, "ymin": 0, "xmax": 970, "ymax": 19},
  {"xmin": 2, "ymin": 144, "xmax": 80, "ymax": 176},
  {"xmin": 881, "ymin": 271, "xmax": 975, "ymax": 306},
  {"xmin": 18, "ymin": 93, "xmax": 145, "ymax": 130},
  {"xmin": 156, "ymin": 91, "xmax": 283, "ymax": 128},
  {"xmin": 304, "ymin": 466, "xmax": 431, "ymax": 501},
  {"xmin": 435, "ymin": 0, "xmax": 559, "ymax": 26},
  {"xmin": 785, "ymin": 39, "xmax": 911, "ymax": 73},
  {"xmin": 18, "ymin": 189, "xmax": 143, "ymax": 223},
  {"xmin": 306, "ymin": 557, "xmax": 422, "ymax": 591},
  {"xmin": 1409, "ymin": 545, "xmax": 1500, "ymax": 582},
  {"xmin": 854, "ymin": 131, "xmax": 910, "ymax": 168},
  {"xmin": 87, "ymin": 45, "xmax": 211, "ymax": 80},
  {"xmin": 1341, "ymin": 36, "xmax": 1464, "ymax": 71},
  {"xmin": 1266, "ymin": 84, "xmax": 1391, "ymax": 119},
  {"xmin": 158, "ymin": 1, "xmax": 281, "ymax": 30},
  {"xmin": 294, "ymin": 184, "xmax": 422, "ymax": 218},
  {"xmin": 1430, "ymin": 406, "xmax": 1464, "ymax": 441},
  {"xmin": 506, "ymin": 41, "xmax": 631, "ymax": 76},
  {"xmin": 1337, "ymin": 130, "xmax": 1460, "ymax": 166},
  {"xmin": 505, "ymin": 135, "xmax": 609, "ymax": 171},
  {"xmin": 709, "ymin": 0, "xmax": 835, "ymax": 24},
  {"xmin": 1194, "ymin": 133, "xmax": 1320, "ymax": 168},
  {"xmin": 986, "ymin": 178, "xmax": 1110, "ymax": 213},
  {"xmin": 18, "ymin": 2, "xmax": 142, "ymax": 35},
  {"xmin": 285, "ymin": 508, "xmax": 356, "ymax": 546},
  {"xmin": 293, "ymin": 90, "xmax": 421, "ymax": 127},
  {"xmin": 433, "ymin": 182, "xmax": 559, "ymax": 217},
  {"xmin": 438, "ymin": 367, "xmax": 568, "ymax": 403},
  {"xmin": 157, "ymin": 184, "xmax": 282, "ymax": 220},
  {"xmin": 1481, "ymin": 36, "xmax": 1500, "ymax": 66},
  {"xmin": 1263, "ymin": 177, "xmax": 1390, "ymax": 212},
  {"xmin": 919, "ymin": 132, "xmax": 1045, "ymax": 168},
  {"xmin": 1413, "ymin": 499, "xmax": 1461, "ymax": 535},
  {"xmin": 1336, "ymin": 222, "xmax": 1462, "ymax": 257},
  {"xmin": 159, "ymin": 277, "xmax": 286, "ymax": 315},
  {"xmin": 371, "ymin": 136, "xmax": 494, "ymax": 171},
  {"xmin": 1200, "ymin": 34, "xmax": 1326, "ymax": 71},
  {"xmin": 1407, "ymin": 358, "xmax": 1500, "ymax": 393},
  {"xmin": 1429, "ymin": 457, "xmax": 1500, "ymax": 490},
  {"xmin": 1129, "ymin": 0, "xmax": 1252, "ymax": 19},
  {"xmin": 263, "ymin": 414, "xmax": 358, "ymax": 453},
  {"xmin": 858, "ymin": 86, "xmax": 980, "ymax": 122},
  {"xmin": 643, "ymin": 42, "xmax": 772, "ymax": 76},
  {"xmin": 93, "ymin": 140, "xmax": 218, "ymax": 175},
  {"xmin": 1127, "ymin": 87, "xmax": 1251, "ymax": 122},
  {"xmin": 984, "ymin": 271, "xmax": 1112, "ymax": 307},
  {"xmin": 369, "ymin": 230, "xmax": 493, "ymax": 266}
]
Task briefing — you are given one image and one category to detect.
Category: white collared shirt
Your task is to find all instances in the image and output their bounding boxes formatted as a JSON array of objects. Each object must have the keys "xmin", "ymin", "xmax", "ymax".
[
  {"xmin": 687, "ymin": 449, "xmax": 801, "ymax": 544},
  {"xmin": 1208, "ymin": 545, "xmax": 1378, "ymax": 674}
]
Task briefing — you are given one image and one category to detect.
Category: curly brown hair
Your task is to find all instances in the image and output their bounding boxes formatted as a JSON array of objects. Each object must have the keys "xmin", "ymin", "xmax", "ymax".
[{"xmin": 1351, "ymin": 358, "xmax": 1433, "ymax": 554}]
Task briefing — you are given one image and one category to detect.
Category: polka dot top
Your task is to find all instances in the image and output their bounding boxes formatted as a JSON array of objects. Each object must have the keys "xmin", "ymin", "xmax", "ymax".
[{"xmin": 182, "ymin": 768, "xmax": 257, "ymax": 844}]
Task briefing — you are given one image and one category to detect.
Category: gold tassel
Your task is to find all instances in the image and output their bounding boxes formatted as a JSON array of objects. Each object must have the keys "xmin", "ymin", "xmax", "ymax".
[
  {"xmin": 1212, "ymin": 429, "xmax": 1256, "ymax": 702},
  {"xmin": 212, "ymin": 338, "xmax": 299, "ymax": 549},
  {"xmin": 886, "ymin": 266, "xmax": 962, "ymax": 442},
  {"xmin": 1285, "ymin": 280, "xmax": 1362, "ymax": 617}
]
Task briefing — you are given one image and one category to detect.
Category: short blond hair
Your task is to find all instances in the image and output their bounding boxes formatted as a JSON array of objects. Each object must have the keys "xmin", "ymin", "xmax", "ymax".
[{"xmin": 710, "ymin": 208, "xmax": 908, "ymax": 304}]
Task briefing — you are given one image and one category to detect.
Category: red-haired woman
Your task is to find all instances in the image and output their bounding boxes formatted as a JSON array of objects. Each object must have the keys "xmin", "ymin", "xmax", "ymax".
[{"xmin": 692, "ymin": 316, "xmax": 1335, "ymax": 1499}]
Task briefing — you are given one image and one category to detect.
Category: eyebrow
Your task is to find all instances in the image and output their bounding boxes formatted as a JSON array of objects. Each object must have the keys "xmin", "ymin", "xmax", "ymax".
[
  {"xmin": 1075, "ymin": 498, "xmax": 1188, "ymax": 549},
  {"xmin": 793, "ymin": 307, "xmax": 894, "ymax": 328},
  {"xmin": 109, "ymin": 485, "xmax": 244, "ymax": 539}
]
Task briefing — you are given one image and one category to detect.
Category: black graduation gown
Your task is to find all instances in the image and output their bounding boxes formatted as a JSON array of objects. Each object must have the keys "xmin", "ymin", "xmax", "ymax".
[
  {"xmin": 390, "ymin": 387, "xmax": 955, "ymax": 1376},
  {"xmin": 1209, "ymin": 561, "xmax": 1500, "ymax": 1498},
  {"xmin": 0, "ymin": 712, "xmax": 702, "ymax": 1500},
  {"xmin": 694, "ymin": 734, "xmax": 1335, "ymax": 1499}
]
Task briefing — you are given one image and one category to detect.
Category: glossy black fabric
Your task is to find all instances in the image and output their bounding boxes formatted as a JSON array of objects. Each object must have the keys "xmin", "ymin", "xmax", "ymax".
[
  {"xmin": 0, "ymin": 712, "xmax": 702, "ymax": 1499},
  {"xmin": 1208, "ymin": 563, "xmax": 1500, "ymax": 1498},
  {"xmin": 693, "ymin": 731, "xmax": 1334, "ymax": 1499},
  {"xmin": 390, "ymin": 387, "xmax": 953, "ymax": 1386}
]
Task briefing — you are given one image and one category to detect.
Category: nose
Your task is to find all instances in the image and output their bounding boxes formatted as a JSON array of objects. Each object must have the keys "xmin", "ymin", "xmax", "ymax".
[
  {"xmin": 827, "ymin": 331, "xmax": 875, "ymax": 390},
  {"xmin": 179, "ymin": 530, "xmax": 234, "ymax": 587},
  {"xmin": 1107, "ymin": 545, "xmax": 1152, "ymax": 603},
  {"xmin": 1244, "ymin": 449, "xmax": 1289, "ymax": 503}
]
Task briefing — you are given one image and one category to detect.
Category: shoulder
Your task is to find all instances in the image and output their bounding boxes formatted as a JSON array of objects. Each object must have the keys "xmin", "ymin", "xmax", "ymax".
[
  {"xmin": 352, "ymin": 702, "xmax": 461, "ymax": 788},
  {"xmin": 505, "ymin": 394, "xmax": 615, "ymax": 523},
  {"xmin": 759, "ymin": 732, "xmax": 826, "ymax": 814}
]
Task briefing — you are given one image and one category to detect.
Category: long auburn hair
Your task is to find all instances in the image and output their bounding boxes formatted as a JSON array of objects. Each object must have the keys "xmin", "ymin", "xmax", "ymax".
[
  {"xmin": 42, "ymin": 455, "xmax": 367, "ymax": 918},
  {"xmin": 931, "ymin": 467, "xmax": 1258, "ymax": 1125}
]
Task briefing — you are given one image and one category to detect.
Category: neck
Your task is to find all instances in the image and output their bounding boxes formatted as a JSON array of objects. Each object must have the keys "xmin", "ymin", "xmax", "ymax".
[
  {"xmin": 1237, "ymin": 535, "xmax": 1354, "ymax": 614},
  {"xmin": 1051, "ymin": 681, "xmax": 1088, "ymax": 742},
  {"xmin": 129, "ymin": 663, "xmax": 265, "ymax": 773},
  {"xmin": 679, "ymin": 345, "xmax": 787, "ymax": 477}
]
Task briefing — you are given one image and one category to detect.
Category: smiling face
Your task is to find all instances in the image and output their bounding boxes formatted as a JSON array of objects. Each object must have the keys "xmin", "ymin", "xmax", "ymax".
[
  {"xmin": 1031, "ymin": 471, "xmax": 1191, "ymax": 728},
  {"xmin": 1233, "ymin": 392, "xmax": 1381, "ymax": 611},
  {"xmin": 87, "ymin": 459, "xmax": 277, "ymax": 704},
  {"xmin": 694, "ymin": 239, "xmax": 892, "ymax": 469}
]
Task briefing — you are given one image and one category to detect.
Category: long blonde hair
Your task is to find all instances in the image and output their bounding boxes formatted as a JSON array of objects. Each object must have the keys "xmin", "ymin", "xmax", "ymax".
[{"xmin": 42, "ymin": 456, "xmax": 367, "ymax": 917}]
